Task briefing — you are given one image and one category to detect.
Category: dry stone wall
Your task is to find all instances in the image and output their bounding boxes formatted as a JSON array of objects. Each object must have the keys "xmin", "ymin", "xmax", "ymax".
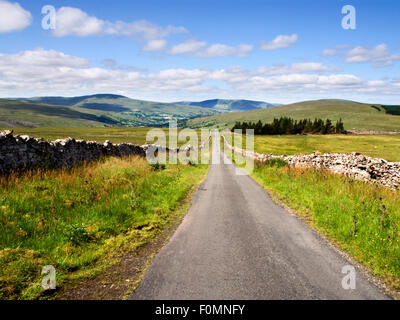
[
  {"xmin": 222, "ymin": 135, "xmax": 400, "ymax": 190},
  {"xmin": 0, "ymin": 130, "xmax": 145, "ymax": 175}
]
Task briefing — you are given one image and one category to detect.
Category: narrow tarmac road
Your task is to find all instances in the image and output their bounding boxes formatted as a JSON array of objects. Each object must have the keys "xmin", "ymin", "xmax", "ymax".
[{"xmin": 130, "ymin": 132, "xmax": 389, "ymax": 300}]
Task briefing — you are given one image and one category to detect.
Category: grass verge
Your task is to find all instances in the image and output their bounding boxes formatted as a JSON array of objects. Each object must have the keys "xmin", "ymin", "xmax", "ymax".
[
  {"xmin": 229, "ymin": 147, "xmax": 400, "ymax": 296},
  {"xmin": 0, "ymin": 155, "xmax": 209, "ymax": 299}
]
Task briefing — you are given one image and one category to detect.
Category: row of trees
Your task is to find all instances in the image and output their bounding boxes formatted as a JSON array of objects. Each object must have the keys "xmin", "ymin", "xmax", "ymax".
[{"xmin": 231, "ymin": 117, "xmax": 346, "ymax": 135}]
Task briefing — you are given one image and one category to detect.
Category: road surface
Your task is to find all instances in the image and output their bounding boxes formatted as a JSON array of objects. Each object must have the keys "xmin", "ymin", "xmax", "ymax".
[{"xmin": 130, "ymin": 132, "xmax": 388, "ymax": 300}]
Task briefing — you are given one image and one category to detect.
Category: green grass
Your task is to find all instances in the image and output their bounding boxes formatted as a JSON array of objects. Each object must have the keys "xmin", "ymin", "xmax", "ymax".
[
  {"xmin": 188, "ymin": 99, "xmax": 400, "ymax": 132},
  {"xmin": 8, "ymin": 127, "xmax": 207, "ymax": 147},
  {"xmin": 10, "ymin": 127, "xmax": 156, "ymax": 145},
  {"xmin": 229, "ymin": 148, "xmax": 400, "ymax": 292},
  {"xmin": 246, "ymin": 134, "xmax": 400, "ymax": 162},
  {"xmin": 0, "ymin": 155, "xmax": 209, "ymax": 300},
  {"xmin": 0, "ymin": 100, "xmax": 104, "ymax": 128}
]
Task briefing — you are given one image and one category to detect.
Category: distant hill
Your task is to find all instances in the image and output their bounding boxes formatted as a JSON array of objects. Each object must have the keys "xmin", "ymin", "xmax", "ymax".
[
  {"xmin": 0, "ymin": 99, "xmax": 113, "ymax": 128},
  {"xmin": 175, "ymin": 99, "xmax": 276, "ymax": 112},
  {"xmin": 17, "ymin": 94, "xmax": 128, "ymax": 107},
  {"xmin": 1, "ymin": 94, "xmax": 219, "ymax": 128},
  {"xmin": 186, "ymin": 99, "xmax": 400, "ymax": 132}
]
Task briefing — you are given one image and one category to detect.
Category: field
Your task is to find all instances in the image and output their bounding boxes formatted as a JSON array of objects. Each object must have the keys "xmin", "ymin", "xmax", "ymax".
[
  {"xmin": 188, "ymin": 99, "xmax": 400, "ymax": 132},
  {"xmin": 10, "ymin": 127, "xmax": 158, "ymax": 145},
  {"xmin": 229, "ymin": 149, "xmax": 400, "ymax": 293},
  {"xmin": 9, "ymin": 127, "xmax": 210, "ymax": 148},
  {"xmin": 242, "ymin": 134, "xmax": 400, "ymax": 162},
  {"xmin": 0, "ymin": 154, "xmax": 209, "ymax": 300}
]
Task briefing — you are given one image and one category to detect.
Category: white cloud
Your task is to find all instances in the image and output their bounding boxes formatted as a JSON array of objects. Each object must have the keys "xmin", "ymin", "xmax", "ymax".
[
  {"xmin": 0, "ymin": 1, "xmax": 32, "ymax": 33},
  {"xmin": 322, "ymin": 44, "xmax": 400, "ymax": 68},
  {"xmin": 167, "ymin": 41, "xmax": 252, "ymax": 58},
  {"xmin": 321, "ymin": 49, "xmax": 338, "ymax": 57},
  {"xmin": 168, "ymin": 39, "xmax": 207, "ymax": 55},
  {"xmin": 0, "ymin": 48, "xmax": 398, "ymax": 100},
  {"xmin": 142, "ymin": 39, "xmax": 167, "ymax": 51},
  {"xmin": 196, "ymin": 44, "xmax": 253, "ymax": 58},
  {"xmin": 260, "ymin": 34, "xmax": 298, "ymax": 51},
  {"xmin": 345, "ymin": 44, "xmax": 400, "ymax": 67},
  {"xmin": 52, "ymin": 7, "xmax": 104, "ymax": 37},
  {"xmin": 0, "ymin": 48, "xmax": 89, "ymax": 68},
  {"xmin": 48, "ymin": 6, "xmax": 291, "ymax": 59},
  {"xmin": 104, "ymin": 20, "xmax": 187, "ymax": 40},
  {"xmin": 52, "ymin": 6, "xmax": 187, "ymax": 40},
  {"xmin": 254, "ymin": 62, "xmax": 340, "ymax": 75},
  {"xmin": 321, "ymin": 45, "xmax": 351, "ymax": 57}
]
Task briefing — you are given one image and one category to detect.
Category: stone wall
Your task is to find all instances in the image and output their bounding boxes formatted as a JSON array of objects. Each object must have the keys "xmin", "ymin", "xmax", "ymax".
[
  {"xmin": 222, "ymin": 135, "xmax": 400, "ymax": 190},
  {"xmin": 0, "ymin": 130, "xmax": 145, "ymax": 175}
]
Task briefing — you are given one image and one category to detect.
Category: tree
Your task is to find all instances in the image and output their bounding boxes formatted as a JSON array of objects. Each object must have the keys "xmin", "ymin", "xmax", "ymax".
[{"xmin": 231, "ymin": 117, "xmax": 346, "ymax": 135}]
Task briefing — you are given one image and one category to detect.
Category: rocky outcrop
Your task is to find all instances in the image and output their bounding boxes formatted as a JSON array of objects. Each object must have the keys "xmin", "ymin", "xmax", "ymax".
[
  {"xmin": 222, "ymin": 135, "xmax": 400, "ymax": 190},
  {"xmin": 0, "ymin": 130, "xmax": 145, "ymax": 175}
]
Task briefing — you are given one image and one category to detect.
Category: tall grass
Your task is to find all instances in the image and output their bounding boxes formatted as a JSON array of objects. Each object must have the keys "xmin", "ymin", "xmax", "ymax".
[
  {"xmin": 225, "ymin": 139, "xmax": 400, "ymax": 291},
  {"xmin": 251, "ymin": 159, "xmax": 400, "ymax": 289},
  {"xmin": 0, "ymin": 156, "xmax": 209, "ymax": 299}
]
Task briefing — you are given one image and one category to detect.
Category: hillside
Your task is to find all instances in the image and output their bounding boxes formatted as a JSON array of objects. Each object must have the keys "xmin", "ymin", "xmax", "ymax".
[
  {"xmin": 0, "ymin": 99, "xmax": 110, "ymax": 128},
  {"xmin": 1, "ymin": 95, "xmax": 219, "ymax": 128},
  {"xmin": 187, "ymin": 99, "xmax": 400, "ymax": 132},
  {"xmin": 175, "ymin": 99, "xmax": 276, "ymax": 112}
]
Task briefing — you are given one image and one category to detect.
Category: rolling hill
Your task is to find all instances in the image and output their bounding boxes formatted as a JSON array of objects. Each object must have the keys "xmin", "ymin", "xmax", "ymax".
[
  {"xmin": 175, "ymin": 99, "xmax": 276, "ymax": 112},
  {"xmin": 186, "ymin": 99, "xmax": 400, "ymax": 132},
  {"xmin": 0, "ymin": 99, "xmax": 110, "ymax": 128},
  {"xmin": 0, "ymin": 94, "xmax": 219, "ymax": 128}
]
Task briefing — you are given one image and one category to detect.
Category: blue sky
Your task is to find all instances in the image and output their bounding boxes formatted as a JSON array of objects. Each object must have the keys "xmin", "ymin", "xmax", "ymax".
[{"xmin": 0, "ymin": 0, "xmax": 399, "ymax": 104}]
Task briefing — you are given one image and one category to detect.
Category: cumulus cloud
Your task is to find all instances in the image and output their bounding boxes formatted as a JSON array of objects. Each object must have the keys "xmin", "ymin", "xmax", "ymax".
[
  {"xmin": 0, "ymin": 48, "xmax": 397, "ymax": 99},
  {"xmin": 0, "ymin": 48, "xmax": 90, "ymax": 68},
  {"xmin": 0, "ymin": 1, "xmax": 32, "ymax": 33},
  {"xmin": 196, "ymin": 44, "xmax": 253, "ymax": 58},
  {"xmin": 322, "ymin": 44, "xmax": 400, "ymax": 67},
  {"xmin": 52, "ymin": 6, "xmax": 187, "ymax": 40},
  {"xmin": 260, "ymin": 34, "xmax": 298, "ymax": 51},
  {"xmin": 254, "ymin": 62, "xmax": 340, "ymax": 75},
  {"xmin": 49, "ymin": 6, "xmax": 299, "ymax": 58},
  {"xmin": 236, "ymin": 74, "xmax": 362, "ymax": 92},
  {"xmin": 142, "ymin": 39, "xmax": 167, "ymax": 51},
  {"xmin": 321, "ymin": 45, "xmax": 351, "ymax": 57},
  {"xmin": 345, "ymin": 44, "xmax": 400, "ymax": 67},
  {"xmin": 321, "ymin": 49, "xmax": 338, "ymax": 57},
  {"xmin": 167, "ymin": 40, "xmax": 252, "ymax": 58},
  {"xmin": 52, "ymin": 7, "xmax": 104, "ymax": 37},
  {"xmin": 168, "ymin": 39, "xmax": 208, "ymax": 55}
]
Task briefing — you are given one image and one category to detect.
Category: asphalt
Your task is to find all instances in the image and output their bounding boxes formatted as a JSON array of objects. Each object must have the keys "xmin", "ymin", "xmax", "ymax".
[{"xmin": 130, "ymin": 132, "xmax": 389, "ymax": 300}]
